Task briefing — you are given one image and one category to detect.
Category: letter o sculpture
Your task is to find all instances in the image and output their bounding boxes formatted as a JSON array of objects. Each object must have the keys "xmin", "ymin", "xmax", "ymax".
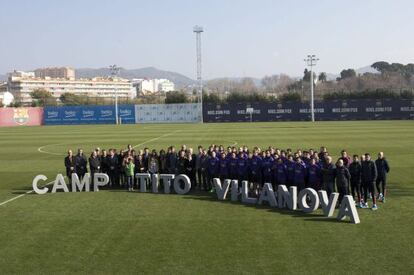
[
  {"xmin": 173, "ymin": 174, "xmax": 191, "ymax": 195},
  {"xmin": 298, "ymin": 188, "xmax": 320, "ymax": 213}
]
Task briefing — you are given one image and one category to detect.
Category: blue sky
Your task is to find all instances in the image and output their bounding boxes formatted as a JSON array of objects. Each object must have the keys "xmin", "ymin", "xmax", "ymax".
[{"xmin": 0, "ymin": 0, "xmax": 413, "ymax": 79}]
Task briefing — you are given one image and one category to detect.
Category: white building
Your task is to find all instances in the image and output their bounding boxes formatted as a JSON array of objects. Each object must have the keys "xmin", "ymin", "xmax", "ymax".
[
  {"xmin": 8, "ymin": 71, "xmax": 135, "ymax": 104},
  {"xmin": 133, "ymin": 78, "xmax": 175, "ymax": 94},
  {"xmin": 0, "ymin": 91, "xmax": 14, "ymax": 106}
]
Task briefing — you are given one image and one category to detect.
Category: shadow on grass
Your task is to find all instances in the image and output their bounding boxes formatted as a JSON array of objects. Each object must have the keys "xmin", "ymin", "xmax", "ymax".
[
  {"xmin": 182, "ymin": 192, "xmax": 344, "ymax": 224},
  {"xmin": 6, "ymin": 184, "xmax": 400, "ymax": 224}
]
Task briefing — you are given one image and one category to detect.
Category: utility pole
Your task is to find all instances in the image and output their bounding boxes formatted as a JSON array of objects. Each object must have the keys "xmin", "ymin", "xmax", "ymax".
[
  {"xmin": 109, "ymin": 64, "xmax": 120, "ymax": 125},
  {"xmin": 193, "ymin": 25, "xmax": 204, "ymax": 123},
  {"xmin": 304, "ymin": 55, "xmax": 319, "ymax": 122}
]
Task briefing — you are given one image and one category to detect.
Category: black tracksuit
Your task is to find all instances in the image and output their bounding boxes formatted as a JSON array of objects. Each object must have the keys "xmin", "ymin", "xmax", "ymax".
[
  {"xmin": 336, "ymin": 166, "xmax": 351, "ymax": 203},
  {"xmin": 322, "ymin": 163, "xmax": 336, "ymax": 196},
  {"xmin": 65, "ymin": 156, "xmax": 76, "ymax": 179},
  {"xmin": 75, "ymin": 154, "xmax": 87, "ymax": 179},
  {"xmin": 375, "ymin": 158, "xmax": 390, "ymax": 196},
  {"xmin": 361, "ymin": 160, "xmax": 378, "ymax": 203},
  {"xmin": 89, "ymin": 156, "xmax": 101, "ymax": 185},
  {"xmin": 349, "ymin": 161, "xmax": 362, "ymax": 199},
  {"xmin": 107, "ymin": 155, "xmax": 119, "ymax": 186}
]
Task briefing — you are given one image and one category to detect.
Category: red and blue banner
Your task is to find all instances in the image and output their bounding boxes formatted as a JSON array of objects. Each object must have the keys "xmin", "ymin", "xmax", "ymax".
[{"xmin": 0, "ymin": 107, "xmax": 43, "ymax": 127}]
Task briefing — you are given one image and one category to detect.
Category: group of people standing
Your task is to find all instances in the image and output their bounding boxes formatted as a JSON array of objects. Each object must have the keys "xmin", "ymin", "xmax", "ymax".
[{"xmin": 64, "ymin": 144, "xmax": 390, "ymax": 210}]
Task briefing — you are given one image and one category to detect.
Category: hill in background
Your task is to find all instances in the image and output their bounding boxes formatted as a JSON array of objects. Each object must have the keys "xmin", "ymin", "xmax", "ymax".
[{"xmin": 76, "ymin": 67, "xmax": 196, "ymax": 88}]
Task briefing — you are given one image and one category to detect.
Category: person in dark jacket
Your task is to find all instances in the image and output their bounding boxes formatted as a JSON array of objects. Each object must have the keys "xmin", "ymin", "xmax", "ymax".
[
  {"xmin": 375, "ymin": 152, "xmax": 390, "ymax": 203},
  {"xmin": 199, "ymin": 150, "xmax": 209, "ymax": 190},
  {"xmin": 118, "ymin": 149, "xmax": 126, "ymax": 187},
  {"xmin": 185, "ymin": 151, "xmax": 196, "ymax": 187},
  {"xmin": 166, "ymin": 146, "xmax": 178, "ymax": 174},
  {"xmin": 195, "ymin": 146, "xmax": 203, "ymax": 188},
  {"xmin": 336, "ymin": 159, "xmax": 351, "ymax": 203},
  {"xmin": 318, "ymin": 146, "xmax": 327, "ymax": 162},
  {"xmin": 349, "ymin": 154, "xmax": 362, "ymax": 205},
  {"xmin": 159, "ymin": 149, "xmax": 167, "ymax": 174},
  {"xmin": 107, "ymin": 149, "xmax": 119, "ymax": 187},
  {"xmin": 75, "ymin": 148, "xmax": 87, "ymax": 180},
  {"xmin": 361, "ymin": 153, "xmax": 378, "ymax": 210},
  {"xmin": 176, "ymin": 150, "xmax": 187, "ymax": 175},
  {"xmin": 89, "ymin": 151, "xmax": 101, "ymax": 187},
  {"xmin": 65, "ymin": 149, "xmax": 76, "ymax": 183},
  {"xmin": 321, "ymin": 156, "xmax": 336, "ymax": 196},
  {"xmin": 134, "ymin": 153, "xmax": 146, "ymax": 174},
  {"xmin": 100, "ymin": 149, "xmax": 109, "ymax": 175}
]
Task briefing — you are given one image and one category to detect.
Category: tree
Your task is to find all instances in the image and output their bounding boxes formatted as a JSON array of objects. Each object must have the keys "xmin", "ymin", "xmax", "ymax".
[
  {"xmin": 238, "ymin": 77, "xmax": 258, "ymax": 93},
  {"xmin": 165, "ymin": 91, "xmax": 189, "ymax": 104},
  {"xmin": 372, "ymin": 61, "xmax": 391, "ymax": 73},
  {"xmin": 339, "ymin": 69, "xmax": 356, "ymax": 80},
  {"xmin": 60, "ymin": 93, "xmax": 85, "ymax": 105},
  {"xmin": 303, "ymin": 69, "xmax": 316, "ymax": 82},
  {"xmin": 30, "ymin": 88, "xmax": 53, "ymax": 106},
  {"xmin": 318, "ymin": 72, "xmax": 327, "ymax": 83},
  {"xmin": 203, "ymin": 93, "xmax": 221, "ymax": 103},
  {"xmin": 261, "ymin": 75, "xmax": 279, "ymax": 92}
]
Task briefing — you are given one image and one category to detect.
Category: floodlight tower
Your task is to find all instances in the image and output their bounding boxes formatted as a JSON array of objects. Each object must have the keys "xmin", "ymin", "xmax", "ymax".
[
  {"xmin": 304, "ymin": 55, "xmax": 319, "ymax": 122},
  {"xmin": 193, "ymin": 25, "xmax": 204, "ymax": 123},
  {"xmin": 109, "ymin": 64, "xmax": 120, "ymax": 124}
]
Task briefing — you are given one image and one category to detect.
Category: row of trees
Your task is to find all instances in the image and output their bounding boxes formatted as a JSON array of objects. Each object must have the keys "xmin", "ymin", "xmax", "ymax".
[
  {"xmin": 203, "ymin": 61, "xmax": 414, "ymax": 102},
  {"xmin": 29, "ymin": 89, "xmax": 200, "ymax": 106},
  {"xmin": 27, "ymin": 61, "xmax": 414, "ymax": 106},
  {"xmin": 30, "ymin": 87, "xmax": 413, "ymax": 107}
]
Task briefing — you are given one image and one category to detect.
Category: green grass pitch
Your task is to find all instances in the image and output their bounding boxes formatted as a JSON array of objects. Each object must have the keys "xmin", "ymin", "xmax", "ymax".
[{"xmin": 0, "ymin": 121, "xmax": 413, "ymax": 274}]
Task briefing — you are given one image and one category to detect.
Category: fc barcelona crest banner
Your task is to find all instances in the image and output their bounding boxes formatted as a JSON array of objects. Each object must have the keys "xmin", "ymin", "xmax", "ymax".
[{"xmin": 0, "ymin": 107, "xmax": 43, "ymax": 127}]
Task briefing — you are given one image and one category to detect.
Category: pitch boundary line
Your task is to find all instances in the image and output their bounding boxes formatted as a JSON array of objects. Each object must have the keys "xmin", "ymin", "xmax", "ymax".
[
  {"xmin": 132, "ymin": 130, "xmax": 182, "ymax": 149},
  {"xmin": 37, "ymin": 143, "xmax": 65, "ymax": 156},
  {"xmin": 0, "ymin": 180, "xmax": 55, "ymax": 207}
]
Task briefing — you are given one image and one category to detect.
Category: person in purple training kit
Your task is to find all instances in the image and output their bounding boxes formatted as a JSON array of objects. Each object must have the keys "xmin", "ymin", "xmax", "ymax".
[
  {"xmin": 339, "ymin": 150, "xmax": 352, "ymax": 167},
  {"xmin": 237, "ymin": 151, "xmax": 249, "ymax": 188},
  {"xmin": 249, "ymin": 150, "xmax": 263, "ymax": 196},
  {"xmin": 261, "ymin": 150, "xmax": 274, "ymax": 185},
  {"xmin": 293, "ymin": 156, "xmax": 307, "ymax": 191},
  {"xmin": 228, "ymin": 152, "xmax": 239, "ymax": 181},
  {"xmin": 274, "ymin": 158, "xmax": 288, "ymax": 188},
  {"xmin": 219, "ymin": 152, "xmax": 229, "ymax": 182},
  {"xmin": 286, "ymin": 155, "xmax": 296, "ymax": 187},
  {"xmin": 307, "ymin": 158, "xmax": 322, "ymax": 190},
  {"xmin": 207, "ymin": 151, "xmax": 220, "ymax": 192}
]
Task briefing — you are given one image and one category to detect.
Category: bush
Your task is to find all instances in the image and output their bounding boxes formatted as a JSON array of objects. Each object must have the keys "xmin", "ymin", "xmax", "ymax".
[
  {"xmin": 165, "ymin": 91, "xmax": 189, "ymax": 104},
  {"xmin": 400, "ymin": 90, "xmax": 414, "ymax": 99},
  {"xmin": 322, "ymin": 89, "xmax": 405, "ymax": 100},
  {"xmin": 203, "ymin": 93, "xmax": 221, "ymax": 103},
  {"xmin": 279, "ymin": 92, "xmax": 302, "ymax": 102}
]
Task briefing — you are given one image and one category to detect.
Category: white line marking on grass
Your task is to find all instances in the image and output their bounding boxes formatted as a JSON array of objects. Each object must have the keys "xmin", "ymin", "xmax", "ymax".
[
  {"xmin": 37, "ymin": 144, "xmax": 65, "ymax": 156},
  {"xmin": 0, "ymin": 181, "xmax": 54, "ymax": 207},
  {"xmin": 228, "ymin": 140, "xmax": 238, "ymax": 146},
  {"xmin": 132, "ymin": 130, "xmax": 182, "ymax": 149}
]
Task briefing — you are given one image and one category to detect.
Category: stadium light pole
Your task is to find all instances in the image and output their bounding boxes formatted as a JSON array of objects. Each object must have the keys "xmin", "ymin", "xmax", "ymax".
[
  {"xmin": 304, "ymin": 55, "xmax": 319, "ymax": 122},
  {"xmin": 193, "ymin": 25, "xmax": 204, "ymax": 123},
  {"xmin": 109, "ymin": 65, "xmax": 120, "ymax": 125}
]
